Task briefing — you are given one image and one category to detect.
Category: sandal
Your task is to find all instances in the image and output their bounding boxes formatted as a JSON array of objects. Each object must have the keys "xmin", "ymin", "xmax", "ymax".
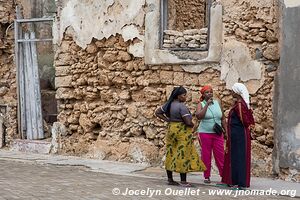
[
  {"xmin": 203, "ymin": 178, "xmax": 211, "ymax": 184},
  {"xmin": 179, "ymin": 182, "xmax": 193, "ymax": 187},
  {"xmin": 215, "ymin": 182, "xmax": 227, "ymax": 187},
  {"xmin": 167, "ymin": 180, "xmax": 180, "ymax": 186},
  {"xmin": 230, "ymin": 185, "xmax": 241, "ymax": 190}
]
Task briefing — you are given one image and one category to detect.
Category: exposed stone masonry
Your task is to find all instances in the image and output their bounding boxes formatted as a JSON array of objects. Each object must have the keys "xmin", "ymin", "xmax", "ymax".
[
  {"xmin": 52, "ymin": 0, "xmax": 300, "ymax": 181},
  {"xmin": 168, "ymin": 0, "xmax": 206, "ymax": 31},
  {"xmin": 54, "ymin": 27, "xmax": 276, "ymax": 176},
  {"xmin": 0, "ymin": 0, "xmax": 292, "ymax": 180},
  {"xmin": 220, "ymin": 0, "xmax": 280, "ymax": 177},
  {"xmin": 0, "ymin": 1, "xmax": 18, "ymax": 144},
  {"xmin": 223, "ymin": 0, "xmax": 279, "ymax": 61},
  {"xmin": 163, "ymin": 28, "xmax": 208, "ymax": 49}
]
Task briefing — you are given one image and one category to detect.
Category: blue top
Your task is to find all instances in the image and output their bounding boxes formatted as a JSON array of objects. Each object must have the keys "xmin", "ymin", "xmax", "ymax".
[{"xmin": 197, "ymin": 100, "xmax": 222, "ymax": 133}]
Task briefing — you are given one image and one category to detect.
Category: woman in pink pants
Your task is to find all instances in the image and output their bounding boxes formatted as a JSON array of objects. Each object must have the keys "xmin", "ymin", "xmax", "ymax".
[{"xmin": 196, "ymin": 85, "xmax": 227, "ymax": 184}]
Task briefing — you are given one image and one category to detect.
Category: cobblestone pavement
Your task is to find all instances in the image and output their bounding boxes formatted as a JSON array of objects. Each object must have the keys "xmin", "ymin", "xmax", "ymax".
[{"xmin": 0, "ymin": 159, "xmax": 296, "ymax": 200}]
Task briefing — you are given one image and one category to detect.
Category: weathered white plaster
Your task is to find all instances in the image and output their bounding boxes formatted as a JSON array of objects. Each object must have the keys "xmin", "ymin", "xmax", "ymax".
[
  {"xmin": 121, "ymin": 24, "xmax": 144, "ymax": 57},
  {"xmin": 121, "ymin": 25, "xmax": 143, "ymax": 41},
  {"xmin": 181, "ymin": 63, "xmax": 219, "ymax": 73},
  {"xmin": 144, "ymin": 0, "xmax": 223, "ymax": 66},
  {"xmin": 284, "ymin": 0, "xmax": 300, "ymax": 8},
  {"xmin": 55, "ymin": 0, "xmax": 145, "ymax": 48},
  {"xmin": 129, "ymin": 42, "xmax": 144, "ymax": 58},
  {"xmin": 220, "ymin": 38, "xmax": 264, "ymax": 93}
]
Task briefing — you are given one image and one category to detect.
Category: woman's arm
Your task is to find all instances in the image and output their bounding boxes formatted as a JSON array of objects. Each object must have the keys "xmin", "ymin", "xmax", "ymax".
[
  {"xmin": 155, "ymin": 107, "xmax": 169, "ymax": 122},
  {"xmin": 182, "ymin": 116, "xmax": 194, "ymax": 127},
  {"xmin": 180, "ymin": 104, "xmax": 194, "ymax": 127},
  {"xmin": 238, "ymin": 102, "xmax": 244, "ymax": 125},
  {"xmin": 236, "ymin": 101, "xmax": 254, "ymax": 128},
  {"xmin": 195, "ymin": 100, "xmax": 211, "ymax": 120}
]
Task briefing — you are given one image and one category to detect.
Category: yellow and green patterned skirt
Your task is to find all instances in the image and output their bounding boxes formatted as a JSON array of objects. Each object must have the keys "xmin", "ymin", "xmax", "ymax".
[{"xmin": 165, "ymin": 122, "xmax": 206, "ymax": 173}]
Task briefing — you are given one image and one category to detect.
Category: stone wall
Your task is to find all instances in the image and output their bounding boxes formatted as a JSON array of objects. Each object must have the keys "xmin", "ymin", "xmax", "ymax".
[
  {"xmin": 55, "ymin": 41, "xmax": 275, "ymax": 178},
  {"xmin": 220, "ymin": 0, "xmax": 280, "ymax": 177},
  {"xmin": 168, "ymin": 0, "xmax": 206, "ymax": 31},
  {"xmin": 0, "ymin": 0, "xmax": 291, "ymax": 179},
  {"xmin": 222, "ymin": 0, "xmax": 279, "ymax": 61},
  {"xmin": 53, "ymin": 0, "xmax": 283, "ymax": 178},
  {"xmin": 0, "ymin": 1, "xmax": 18, "ymax": 144},
  {"xmin": 163, "ymin": 28, "xmax": 208, "ymax": 49},
  {"xmin": 55, "ymin": 32, "xmax": 227, "ymax": 163}
]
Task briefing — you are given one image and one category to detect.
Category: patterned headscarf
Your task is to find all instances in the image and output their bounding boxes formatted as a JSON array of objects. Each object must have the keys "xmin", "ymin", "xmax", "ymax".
[
  {"xmin": 200, "ymin": 85, "xmax": 212, "ymax": 101},
  {"xmin": 232, "ymin": 83, "xmax": 250, "ymax": 108}
]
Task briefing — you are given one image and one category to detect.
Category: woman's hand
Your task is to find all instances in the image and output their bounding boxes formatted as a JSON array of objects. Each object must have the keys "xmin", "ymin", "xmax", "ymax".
[
  {"xmin": 224, "ymin": 143, "xmax": 228, "ymax": 154},
  {"xmin": 206, "ymin": 98, "xmax": 213, "ymax": 105},
  {"xmin": 192, "ymin": 123, "xmax": 198, "ymax": 132},
  {"xmin": 182, "ymin": 116, "xmax": 194, "ymax": 127},
  {"xmin": 223, "ymin": 132, "xmax": 228, "ymax": 140},
  {"xmin": 192, "ymin": 132, "xmax": 198, "ymax": 141},
  {"xmin": 155, "ymin": 107, "xmax": 170, "ymax": 122},
  {"xmin": 249, "ymin": 124, "xmax": 255, "ymax": 131}
]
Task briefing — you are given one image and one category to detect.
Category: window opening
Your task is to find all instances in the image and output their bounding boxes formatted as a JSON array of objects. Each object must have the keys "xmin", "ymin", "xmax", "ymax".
[{"xmin": 160, "ymin": 0, "xmax": 210, "ymax": 51}]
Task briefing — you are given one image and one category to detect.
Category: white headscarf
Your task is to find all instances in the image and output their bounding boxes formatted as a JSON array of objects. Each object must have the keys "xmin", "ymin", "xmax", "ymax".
[{"xmin": 232, "ymin": 83, "xmax": 250, "ymax": 108}]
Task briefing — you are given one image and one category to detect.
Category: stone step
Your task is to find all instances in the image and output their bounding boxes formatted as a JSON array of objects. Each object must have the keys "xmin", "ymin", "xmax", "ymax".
[{"xmin": 10, "ymin": 139, "xmax": 52, "ymax": 154}]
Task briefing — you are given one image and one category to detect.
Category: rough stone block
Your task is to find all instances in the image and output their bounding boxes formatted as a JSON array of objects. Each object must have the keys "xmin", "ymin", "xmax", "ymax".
[
  {"xmin": 55, "ymin": 76, "xmax": 72, "ymax": 88},
  {"xmin": 56, "ymin": 88, "xmax": 75, "ymax": 99},
  {"xmin": 10, "ymin": 139, "xmax": 51, "ymax": 154},
  {"xmin": 184, "ymin": 73, "xmax": 199, "ymax": 85},
  {"xmin": 160, "ymin": 71, "xmax": 173, "ymax": 84},
  {"xmin": 56, "ymin": 66, "xmax": 70, "ymax": 77},
  {"xmin": 173, "ymin": 72, "xmax": 184, "ymax": 85},
  {"xmin": 183, "ymin": 29, "xmax": 199, "ymax": 35},
  {"xmin": 144, "ymin": 87, "xmax": 161, "ymax": 101}
]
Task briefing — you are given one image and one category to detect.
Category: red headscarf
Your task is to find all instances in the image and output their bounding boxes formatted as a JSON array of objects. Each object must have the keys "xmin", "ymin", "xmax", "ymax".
[{"xmin": 200, "ymin": 85, "xmax": 212, "ymax": 101}]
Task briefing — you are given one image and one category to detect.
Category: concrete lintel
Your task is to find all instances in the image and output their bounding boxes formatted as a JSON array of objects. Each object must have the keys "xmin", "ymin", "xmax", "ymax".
[
  {"xmin": 284, "ymin": 0, "xmax": 300, "ymax": 8},
  {"xmin": 145, "ymin": 0, "xmax": 223, "ymax": 68}
]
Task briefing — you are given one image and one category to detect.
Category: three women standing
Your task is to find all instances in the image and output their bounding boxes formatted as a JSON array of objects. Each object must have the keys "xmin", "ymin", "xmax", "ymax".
[{"xmin": 156, "ymin": 83, "xmax": 254, "ymax": 188}]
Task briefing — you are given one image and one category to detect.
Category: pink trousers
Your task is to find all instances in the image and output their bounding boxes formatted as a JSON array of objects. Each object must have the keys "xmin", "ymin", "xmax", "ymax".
[{"xmin": 198, "ymin": 133, "xmax": 224, "ymax": 179}]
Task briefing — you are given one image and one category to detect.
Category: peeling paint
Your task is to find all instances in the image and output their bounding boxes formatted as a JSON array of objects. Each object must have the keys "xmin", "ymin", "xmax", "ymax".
[
  {"xmin": 129, "ymin": 42, "xmax": 144, "ymax": 57},
  {"xmin": 121, "ymin": 24, "xmax": 145, "ymax": 57},
  {"xmin": 55, "ymin": 0, "xmax": 146, "ymax": 48},
  {"xmin": 121, "ymin": 25, "xmax": 144, "ymax": 42},
  {"xmin": 220, "ymin": 38, "xmax": 264, "ymax": 93}
]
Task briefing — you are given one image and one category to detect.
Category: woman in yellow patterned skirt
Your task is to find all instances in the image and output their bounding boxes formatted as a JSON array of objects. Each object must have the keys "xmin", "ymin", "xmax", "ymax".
[{"xmin": 155, "ymin": 86, "xmax": 206, "ymax": 187}]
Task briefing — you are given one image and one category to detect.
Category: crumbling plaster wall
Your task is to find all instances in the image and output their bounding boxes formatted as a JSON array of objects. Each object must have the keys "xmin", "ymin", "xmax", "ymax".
[
  {"xmin": 54, "ymin": 0, "xmax": 145, "ymax": 57},
  {"xmin": 54, "ymin": 0, "xmax": 280, "ymax": 177},
  {"xmin": 0, "ymin": 1, "xmax": 19, "ymax": 144},
  {"xmin": 0, "ymin": 0, "xmax": 55, "ymax": 145}
]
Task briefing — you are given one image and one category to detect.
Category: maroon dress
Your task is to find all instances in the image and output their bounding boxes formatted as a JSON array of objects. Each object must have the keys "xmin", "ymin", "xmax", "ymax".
[{"xmin": 222, "ymin": 99, "xmax": 254, "ymax": 188}]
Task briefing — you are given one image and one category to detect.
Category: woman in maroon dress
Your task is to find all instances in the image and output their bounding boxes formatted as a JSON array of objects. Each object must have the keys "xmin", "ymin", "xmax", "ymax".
[{"xmin": 222, "ymin": 83, "xmax": 254, "ymax": 189}]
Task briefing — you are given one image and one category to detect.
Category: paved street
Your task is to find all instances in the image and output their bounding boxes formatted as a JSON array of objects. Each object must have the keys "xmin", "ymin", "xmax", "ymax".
[{"xmin": 0, "ymin": 157, "xmax": 297, "ymax": 200}]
